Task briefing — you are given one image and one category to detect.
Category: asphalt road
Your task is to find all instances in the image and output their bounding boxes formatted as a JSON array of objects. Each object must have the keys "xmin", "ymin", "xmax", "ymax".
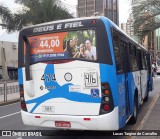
[{"xmin": 0, "ymin": 76, "xmax": 160, "ymax": 139}]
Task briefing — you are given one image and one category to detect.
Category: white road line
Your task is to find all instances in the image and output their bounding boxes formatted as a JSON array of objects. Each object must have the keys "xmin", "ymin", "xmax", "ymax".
[
  {"xmin": 0, "ymin": 102, "xmax": 20, "ymax": 108},
  {"xmin": 0, "ymin": 111, "xmax": 20, "ymax": 119}
]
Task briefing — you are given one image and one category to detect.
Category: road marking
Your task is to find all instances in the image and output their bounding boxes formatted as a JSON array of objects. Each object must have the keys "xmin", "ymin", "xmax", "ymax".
[
  {"xmin": 0, "ymin": 111, "xmax": 20, "ymax": 119},
  {"xmin": 0, "ymin": 102, "xmax": 20, "ymax": 108}
]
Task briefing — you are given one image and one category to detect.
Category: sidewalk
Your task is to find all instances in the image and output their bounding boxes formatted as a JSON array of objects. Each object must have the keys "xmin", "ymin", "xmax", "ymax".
[
  {"xmin": 134, "ymin": 93, "xmax": 160, "ymax": 139},
  {"xmin": 0, "ymin": 93, "xmax": 20, "ymax": 104}
]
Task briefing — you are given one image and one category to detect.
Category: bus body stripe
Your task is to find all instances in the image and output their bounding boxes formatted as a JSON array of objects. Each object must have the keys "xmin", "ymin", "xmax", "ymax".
[{"xmin": 18, "ymin": 68, "xmax": 23, "ymax": 85}]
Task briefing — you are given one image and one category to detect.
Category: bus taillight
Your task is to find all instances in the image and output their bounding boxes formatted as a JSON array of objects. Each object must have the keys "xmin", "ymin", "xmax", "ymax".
[
  {"xmin": 21, "ymin": 103, "xmax": 26, "ymax": 109},
  {"xmin": 103, "ymin": 104, "xmax": 110, "ymax": 111},
  {"xmin": 99, "ymin": 83, "xmax": 114, "ymax": 115},
  {"xmin": 19, "ymin": 85, "xmax": 28, "ymax": 112},
  {"xmin": 104, "ymin": 90, "xmax": 110, "ymax": 95}
]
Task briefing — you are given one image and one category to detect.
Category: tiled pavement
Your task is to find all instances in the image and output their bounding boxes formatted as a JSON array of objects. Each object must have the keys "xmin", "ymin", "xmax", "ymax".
[{"xmin": 134, "ymin": 96, "xmax": 160, "ymax": 139}]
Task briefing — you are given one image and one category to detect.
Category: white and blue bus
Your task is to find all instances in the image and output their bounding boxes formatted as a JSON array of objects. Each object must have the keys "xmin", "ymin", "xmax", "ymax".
[{"xmin": 18, "ymin": 16, "xmax": 153, "ymax": 130}]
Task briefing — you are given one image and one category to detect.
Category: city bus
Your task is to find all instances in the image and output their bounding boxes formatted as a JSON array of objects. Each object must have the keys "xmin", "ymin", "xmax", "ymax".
[{"xmin": 18, "ymin": 16, "xmax": 153, "ymax": 130}]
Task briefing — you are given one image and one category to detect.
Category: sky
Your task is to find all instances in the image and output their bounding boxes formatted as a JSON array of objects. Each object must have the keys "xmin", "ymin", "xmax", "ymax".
[
  {"xmin": 0, "ymin": 0, "xmax": 131, "ymax": 24},
  {"xmin": 0, "ymin": 0, "xmax": 131, "ymax": 42}
]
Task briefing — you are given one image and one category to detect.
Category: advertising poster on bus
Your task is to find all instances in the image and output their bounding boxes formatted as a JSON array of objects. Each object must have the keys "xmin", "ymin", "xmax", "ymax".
[{"xmin": 28, "ymin": 29, "xmax": 97, "ymax": 62}]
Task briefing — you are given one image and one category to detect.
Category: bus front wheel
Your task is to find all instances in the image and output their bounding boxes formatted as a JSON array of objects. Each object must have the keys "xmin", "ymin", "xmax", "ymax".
[{"xmin": 130, "ymin": 95, "xmax": 138, "ymax": 124}]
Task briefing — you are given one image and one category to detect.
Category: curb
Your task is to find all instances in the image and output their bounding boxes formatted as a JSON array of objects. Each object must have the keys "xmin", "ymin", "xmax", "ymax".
[{"xmin": 0, "ymin": 99, "xmax": 20, "ymax": 106}]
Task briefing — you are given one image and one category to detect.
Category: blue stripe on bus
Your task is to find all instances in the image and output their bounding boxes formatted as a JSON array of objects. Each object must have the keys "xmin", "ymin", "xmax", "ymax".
[
  {"xmin": 26, "ymin": 64, "xmax": 101, "ymax": 113},
  {"xmin": 18, "ymin": 68, "xmax": 23, "ymax": 85}
]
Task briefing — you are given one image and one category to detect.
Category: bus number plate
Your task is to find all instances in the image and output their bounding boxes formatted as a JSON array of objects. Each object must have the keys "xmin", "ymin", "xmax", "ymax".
[
  {"xmin": 42, "ymin": 106, "xmax": 54, "ymax": 113},
  {"xmin": 55, "ymin": 121, "xmax": 71, "ymax": 128},
  {"xmin": 84, "ymin": 72, "xmax": 98, "ymax": 87}
]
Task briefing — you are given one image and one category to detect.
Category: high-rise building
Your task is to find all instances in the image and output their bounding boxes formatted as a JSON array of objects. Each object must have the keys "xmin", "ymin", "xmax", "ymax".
[
  {"xmin": 156, "ymin": 28, "xmax": 160, "ymax": 59},
  {"xmin": 121, "ymin": 16, "xmax": 134, "ymax": 38},
  {"xmin": 77, "ymin": 0, "xmax": 119, "ymax": 26}
]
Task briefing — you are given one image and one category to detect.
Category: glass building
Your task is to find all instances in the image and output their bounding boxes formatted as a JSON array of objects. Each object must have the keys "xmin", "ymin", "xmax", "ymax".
[{"xmin": 77, "ymin": 0, "xmax": 119, "ymax": 26}]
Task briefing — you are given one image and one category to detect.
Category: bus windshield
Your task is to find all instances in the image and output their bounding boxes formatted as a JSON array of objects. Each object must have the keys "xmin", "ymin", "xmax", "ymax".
[{"xmin": 28, "ymin": 29, "xmax": 97, "ymax": 63}]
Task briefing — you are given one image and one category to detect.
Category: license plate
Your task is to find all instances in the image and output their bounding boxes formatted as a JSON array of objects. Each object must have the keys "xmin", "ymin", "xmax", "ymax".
[
  {"xmin": 55, "ymin": 121, "xmax": 71, "ymax": 128},
  {"xmin": 42, "ymin": 106, "xmax": 54, "ymax": 113}
]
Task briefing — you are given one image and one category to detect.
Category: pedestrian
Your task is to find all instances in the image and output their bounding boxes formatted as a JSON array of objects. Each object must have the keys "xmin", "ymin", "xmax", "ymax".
[{"xmin": 152, "ymin": 63, "xmax": 157, "ymax": 77}]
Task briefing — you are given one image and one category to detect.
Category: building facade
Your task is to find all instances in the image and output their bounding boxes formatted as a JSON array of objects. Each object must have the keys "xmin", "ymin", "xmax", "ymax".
[
  {"xmin": 156, "ymin": 28, "xmax": 160, "ymax": 59},
  {"xmin": 121, "ymin": 15, "xmax": 134, "ymax": 37},
  {"xmin": 0, "ymin": 41, "xmax": 18, "ymax": 80},
  {"xmin": 78, "ymin": 0, "xmax": 119, "ymax": 25}
]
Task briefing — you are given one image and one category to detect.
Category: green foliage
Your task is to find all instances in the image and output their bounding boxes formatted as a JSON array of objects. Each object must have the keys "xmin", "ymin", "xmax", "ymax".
[
  {"xmin": 16, "ymin": 0, "xmax": 73, "ymax": 25},
  {"xmin": 0, "ymin": 4, "xmax": 14, "ymax": 31},
  {"xmin": 0, "ymin": 0, "xmax": 73, "ymax": 32}
]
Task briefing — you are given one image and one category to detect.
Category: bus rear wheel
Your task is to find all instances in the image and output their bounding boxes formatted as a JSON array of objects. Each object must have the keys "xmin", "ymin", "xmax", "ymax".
[
  {"xmin": 144, "ymin": 83, "xmax": 149, "ymax": 102},
  {"xmin": 130, "ymin": 95, "xmax": 138, "ymax": 124}
]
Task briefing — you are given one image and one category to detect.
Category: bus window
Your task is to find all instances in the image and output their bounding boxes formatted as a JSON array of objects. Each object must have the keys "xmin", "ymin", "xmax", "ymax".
[
  {"xmin": 112, "ymin": 31, "xmax": 123, "ymax": 73},
  {"xmin": 144, "ymin": 52, "xmax": 148, "ymax": 70},
  {"xmin": 120, "ymin": 40, "xmax": 129, "ymax": 72},
  {"xmin": 142, "ymin": 52, "xmax": 147, "ymax": 70},
  {"xmin": 136, "ymin": 49, "xmax": 142, "ymax": 70},
  {"xmin": 27, "ymin": 29, "xmax": 97, "ymax": 63},
  {"xmin": 129, "ymin": 44, "xmax": 138, "ymax": 71}
]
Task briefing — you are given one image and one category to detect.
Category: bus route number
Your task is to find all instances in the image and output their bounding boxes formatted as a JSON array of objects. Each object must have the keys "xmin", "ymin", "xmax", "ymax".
[
  {"xmin": 84, "ymin": 72, "xmax": 98, "ymax": 87},
  {"xmin": 41, "ymin": 74, "xmax": 56, "ymax": 82}
]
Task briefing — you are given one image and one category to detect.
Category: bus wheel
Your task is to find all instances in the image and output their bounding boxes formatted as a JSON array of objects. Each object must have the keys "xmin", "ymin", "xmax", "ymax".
[
  {"xmin": 144, "ymin": 84, "xmax": 149, "ymax": 102},
  {"xmin": 130, "ymin": 95, "xmax": 138, "ymax": 124}
]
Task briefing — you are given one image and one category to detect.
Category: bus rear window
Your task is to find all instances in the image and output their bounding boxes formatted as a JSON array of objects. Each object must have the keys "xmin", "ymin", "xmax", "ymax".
[{"xmin": 27, "ymin": 29, "xmax": 97, "ymax": 63}]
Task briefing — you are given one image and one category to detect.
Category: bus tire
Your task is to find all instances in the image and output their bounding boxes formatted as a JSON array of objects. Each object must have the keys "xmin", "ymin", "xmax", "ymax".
[
  {"xmin": 130, "ymin": 95, "xmax": 138, "ymax": 124},
  {"xmin": 144, "ymin": 83, "xmax": 149, "ymax": 102},
  {"xmin": 144, "ymin": 92, "xmax": 148, "ymax": 102}
]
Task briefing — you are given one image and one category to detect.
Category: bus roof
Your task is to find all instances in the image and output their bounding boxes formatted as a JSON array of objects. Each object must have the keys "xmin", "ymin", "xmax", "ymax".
[
  {"xmin": 23, "ymin": 16, "xmax": 101, "ymax": 29},
  {"xmin": 23, "ymin": 16, "xmax": 147, "ymax": 52}
]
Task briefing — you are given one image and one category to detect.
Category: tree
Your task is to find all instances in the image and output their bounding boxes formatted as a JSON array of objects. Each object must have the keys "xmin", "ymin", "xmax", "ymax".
[
  {"xmin": 131, "ymin": 0, "xmax": 160, "ymax": 42},
  {"xmin": 0, "ymin": 4, "xmax": 14, "ymax": 31},
  {"xmin": 11, "ymin": 0, "xmax": 73, "ymax": 31},
  {"xmin": 0, "ymin": 0, "xmax": 73, "ymax": 32}
]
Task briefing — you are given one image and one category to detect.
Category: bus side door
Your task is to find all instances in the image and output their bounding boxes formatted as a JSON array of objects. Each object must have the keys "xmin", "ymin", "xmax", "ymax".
[
  {"xmin": 112, "ymin": 29, "xmax": 130, "ymax": 127},
  {"xmin": 141, "ymin": 52, "xmax": 148, "ymax": 100},
  {"xmin": 122, "ymin": 41, "xmax": 130, "ymax": 117}
]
